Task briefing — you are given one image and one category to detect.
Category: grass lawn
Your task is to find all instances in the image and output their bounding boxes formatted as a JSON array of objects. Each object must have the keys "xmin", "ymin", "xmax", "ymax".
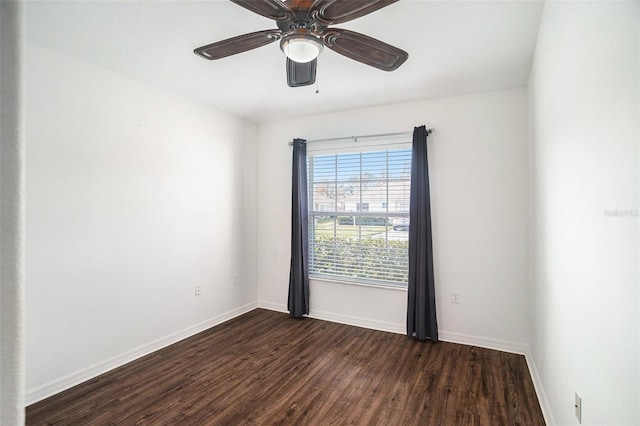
[{"xmin": 313, "ymin": 219, "xmax": 389, "ymax": 238}]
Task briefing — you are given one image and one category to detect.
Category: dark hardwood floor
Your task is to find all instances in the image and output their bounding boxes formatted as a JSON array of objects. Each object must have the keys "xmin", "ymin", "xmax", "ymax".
[{"xmin": 27, "ymin": 309, "xmax": 545, "ymax": 425}]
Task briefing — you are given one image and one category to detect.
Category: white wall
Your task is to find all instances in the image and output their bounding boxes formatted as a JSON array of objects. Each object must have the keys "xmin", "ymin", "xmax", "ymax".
[
  {"xmin": 257, "ymin": 88, "xmax": 529, "ymax": 352},
  {"xmin": 528, "ymin": 2, "xmax": 639, "ymax": 425},
  {"xmin": 1, "ymin": 2, "xmax": 26, "ymax": 424},
  {"xmin": 24, "ymin": 43, "xmax": 258, "ymax": 403}
]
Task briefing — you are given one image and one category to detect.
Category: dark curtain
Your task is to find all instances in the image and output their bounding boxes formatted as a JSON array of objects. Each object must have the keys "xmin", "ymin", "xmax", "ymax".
[
  {"xmin": 407, "ymin": 126, "xmax": 438, "ymax": 341},
  {"xmin": 288, "ymin": 139, "xmax": 309, "ymax": 317}
]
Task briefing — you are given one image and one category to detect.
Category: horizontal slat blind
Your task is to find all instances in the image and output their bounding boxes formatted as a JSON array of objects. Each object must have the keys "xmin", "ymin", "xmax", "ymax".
[{"xmin": 307, "ymin": 147, "xmax": 412, "ymax": 287}]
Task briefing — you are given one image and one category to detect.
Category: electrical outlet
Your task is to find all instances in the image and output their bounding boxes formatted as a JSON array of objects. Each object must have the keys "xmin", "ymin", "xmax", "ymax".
[
  {"xmin": 233, "ymin": 273, "xmax": 238, "ymax": 286},
  {"xmin": 195, "ymin": 284, "xmax": 201, "ymax": 296},
  {"xmin": 575, "ymin": 392, "xmax": 582, "ymax": 423},
  {"xmin": 451, "ymin": 291, "xmax": 460, "ymax": 304}
]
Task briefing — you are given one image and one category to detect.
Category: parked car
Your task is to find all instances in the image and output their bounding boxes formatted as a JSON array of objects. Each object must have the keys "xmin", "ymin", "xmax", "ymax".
[{"xmin": 392, "ymin": 218, "xmax": 409, "ymax": 231}]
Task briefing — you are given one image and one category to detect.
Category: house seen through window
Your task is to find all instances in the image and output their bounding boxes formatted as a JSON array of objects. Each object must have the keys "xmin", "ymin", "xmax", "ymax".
[{"xmin": 307, "ymin": 144, "xmax": 412, "ymax": 287}]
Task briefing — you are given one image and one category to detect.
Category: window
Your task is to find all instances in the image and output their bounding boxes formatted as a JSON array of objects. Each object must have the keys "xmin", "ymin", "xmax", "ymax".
[{"xmin": 307, "ymin": 146, "xmax": 411, "ymax": 287}]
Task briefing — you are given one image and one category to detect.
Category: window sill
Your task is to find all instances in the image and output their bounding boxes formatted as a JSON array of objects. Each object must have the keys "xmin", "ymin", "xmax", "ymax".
[{"xmin": 309, "ymin": 276, "xmax": 408, "ymax": 292}]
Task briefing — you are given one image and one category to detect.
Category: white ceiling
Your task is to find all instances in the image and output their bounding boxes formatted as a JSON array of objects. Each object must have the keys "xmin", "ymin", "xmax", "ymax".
[{"xmin": 25, "ymin": 0, "xmax": 543, "ymax": 123}]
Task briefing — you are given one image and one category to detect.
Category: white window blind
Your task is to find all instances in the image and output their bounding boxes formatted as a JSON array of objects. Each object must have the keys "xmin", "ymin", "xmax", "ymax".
[{"xmin": 307, "ymin": 141, "xmax": 412, "ymax": 287}]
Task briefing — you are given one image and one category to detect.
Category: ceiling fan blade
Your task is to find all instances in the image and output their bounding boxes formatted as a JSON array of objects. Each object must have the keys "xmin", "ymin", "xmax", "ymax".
[
  {"xmin": 311, "ymin": 0, "xmax": 398, "ymax": 25},
  {"xmin": 287, "ymin": 58, "xmax": 317, "ymax": 87},
  {"xmin": 230, "ymin": 0, "xmax": 294, "ymax": 21},
  {"xmin": 322, "ymin": 28, "xmax": 407, "ymax": 71},
  {"xmin": 194, "ymin": 30, "xmax": 282, "ymax": 60}
]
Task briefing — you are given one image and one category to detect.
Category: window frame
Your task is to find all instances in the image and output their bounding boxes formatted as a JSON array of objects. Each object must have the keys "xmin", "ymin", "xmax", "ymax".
[{"xmin": 306, "ymin": 142, "xmax": 412, "ymax": 289}]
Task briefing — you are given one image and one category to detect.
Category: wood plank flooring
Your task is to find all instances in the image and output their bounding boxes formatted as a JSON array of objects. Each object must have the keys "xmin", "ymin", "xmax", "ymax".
[{"xmin": 27, "ymin": 309, "xmax": 545, "ymax": 425}]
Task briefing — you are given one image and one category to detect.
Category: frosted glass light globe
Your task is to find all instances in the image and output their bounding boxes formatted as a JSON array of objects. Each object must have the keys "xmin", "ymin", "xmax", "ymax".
[{"xmin": 280, "ymin": 36, "xmax": 323, "ymax": 63}]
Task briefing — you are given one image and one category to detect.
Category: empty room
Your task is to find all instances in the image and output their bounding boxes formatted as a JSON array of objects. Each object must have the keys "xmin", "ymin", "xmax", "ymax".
[{"xmin": 1, "ymin": 0, "xmax": 638, "ymax": 425}]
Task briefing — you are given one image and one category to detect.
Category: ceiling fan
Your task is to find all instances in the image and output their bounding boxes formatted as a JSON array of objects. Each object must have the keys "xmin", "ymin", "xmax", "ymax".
[{"xmin": 194, "ymin": 0, "xmax": 408, "ymax": 87}]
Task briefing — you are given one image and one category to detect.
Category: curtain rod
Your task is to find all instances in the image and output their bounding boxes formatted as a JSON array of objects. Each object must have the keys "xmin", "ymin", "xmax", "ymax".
[{"xmin": 288, "ymin": 128, "xmax": 434, "ymax": 146}]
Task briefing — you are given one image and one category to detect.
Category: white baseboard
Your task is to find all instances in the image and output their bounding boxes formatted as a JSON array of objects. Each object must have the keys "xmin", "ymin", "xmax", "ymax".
[
  {"xmin": 258, "ymin": 302, "xmax": 526, "ymax": 354},
  {"xmin": 257, "ymin": 300, "xmax": 288, "ymax": 314},
  {"xmin": 26, "ymin": 302, "xmax": 258, "ymax": 406},
  {"xmin": 438, "ymin": 330, "xmax": 527, "ymax": 355},
  {"xmin": 524, "ymin": 348, "xmax": 555, "ymax": 425},
  {"xmin": 311, "ymin": 308, "xmax": 406, "ymax": 334},
  {"xmin": 258, "ymin": 301, "xmax": 405, "ymax": 334}
]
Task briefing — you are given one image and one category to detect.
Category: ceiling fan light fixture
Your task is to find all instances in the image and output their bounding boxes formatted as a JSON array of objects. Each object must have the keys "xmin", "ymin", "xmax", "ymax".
[
  {"xmin": 280, "ymin": 33, "xmax": 323, "ymax": 63},
  {"xmin": 194, "ymin": 0, "xmax": 409, "ymax": 86}
]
